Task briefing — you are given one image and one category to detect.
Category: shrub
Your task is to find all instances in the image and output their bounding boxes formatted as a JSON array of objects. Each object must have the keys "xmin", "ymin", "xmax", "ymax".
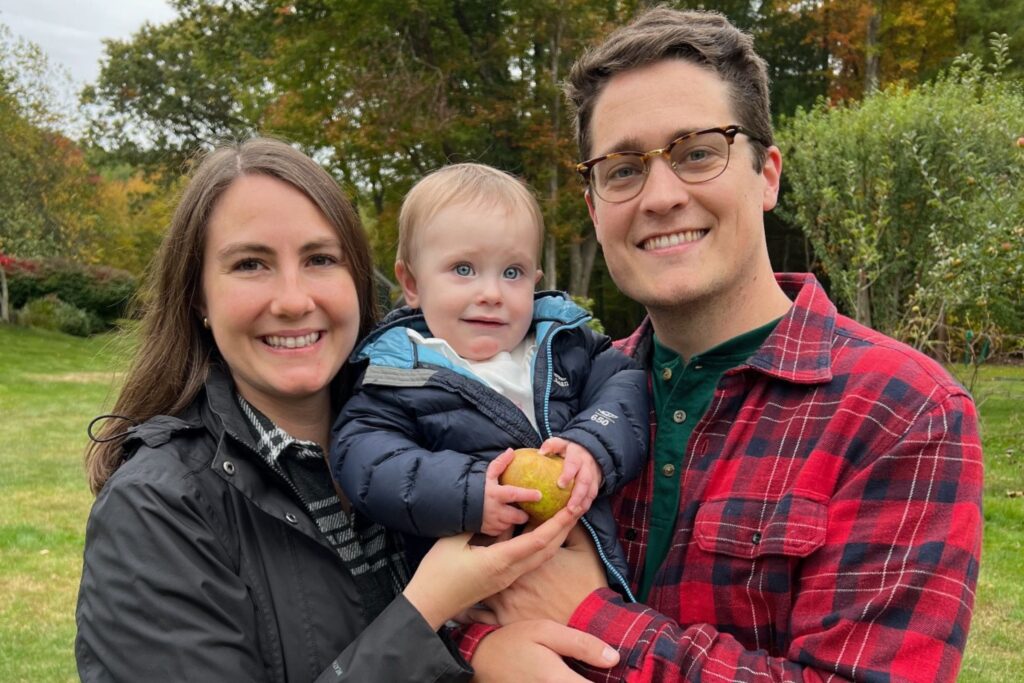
[
  {"xmin": 16, "ymin": 294, "xmax": 105, "ymax": 337},
  {"xmin": 777, "ymin": 35, "xmax": 1024, "ymax": 358},
  {"xmin": 2, "ymin": 257, "xmax": 137, "ymax": 324}
]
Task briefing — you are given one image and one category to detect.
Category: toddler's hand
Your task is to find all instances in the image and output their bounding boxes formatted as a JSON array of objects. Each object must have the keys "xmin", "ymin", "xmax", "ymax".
[
  {"xmin": 481, "ymin": 448, "xmax": 543, "ymax": 536},
  {"xmin": 540, "ymin": 437, "xmax": 602, "ymax": 515}
]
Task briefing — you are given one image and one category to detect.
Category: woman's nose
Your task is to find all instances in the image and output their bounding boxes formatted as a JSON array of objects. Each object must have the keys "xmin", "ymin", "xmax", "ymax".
[{"xmin": 270, "ymin": 272, "xmax": 316, "ymax": 317}]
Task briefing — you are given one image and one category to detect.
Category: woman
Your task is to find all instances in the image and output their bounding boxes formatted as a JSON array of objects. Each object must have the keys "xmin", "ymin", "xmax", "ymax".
[{"xmin": 76, "ymin": 138, "xmax": 598, "ymax": 681}]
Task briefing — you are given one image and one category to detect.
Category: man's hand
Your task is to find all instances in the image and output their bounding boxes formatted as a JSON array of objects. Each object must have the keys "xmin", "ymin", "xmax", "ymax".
[
  {"xmin": 483, "ymin": 524, "xmax": 607, "ymax": 626},
  {"xmin": 541, "ymin": 437, "xmax": 602, "ymax": 515},
  {"xmin": 471, "ymin": 620, "xmax": 619, "ymax": 682},
  {"xmin": 404, "ymin": 501, "xmax": 581, "ymax": 630}
]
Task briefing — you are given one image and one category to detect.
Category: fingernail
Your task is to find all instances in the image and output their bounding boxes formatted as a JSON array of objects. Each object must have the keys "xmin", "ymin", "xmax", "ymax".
[{"xmin": 602, "ymin": 646, "xmax": 618, "ymax": 663}]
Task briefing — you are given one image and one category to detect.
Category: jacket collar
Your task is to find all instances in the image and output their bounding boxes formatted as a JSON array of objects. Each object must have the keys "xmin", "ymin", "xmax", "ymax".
[
  {"xmin": 618, "ymin": 273, "xmax": 834, "ymax": 385},
  {"xmin": 198, "ymin": 364, "xmax": 265, "ymax": 453},
  {"xmin": 351, "ymin": 290, "xmax": 589, "ymax": 369}
]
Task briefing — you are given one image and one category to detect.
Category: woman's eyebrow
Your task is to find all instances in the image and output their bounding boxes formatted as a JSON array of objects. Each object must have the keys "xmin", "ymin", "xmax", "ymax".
[
  {"xmin": 299, "ymin": 238, "xmax": 342, "ymax": 254},
  {"xmin": 217, "ymin": 242, "xmax": 272, "ymax": 260}
]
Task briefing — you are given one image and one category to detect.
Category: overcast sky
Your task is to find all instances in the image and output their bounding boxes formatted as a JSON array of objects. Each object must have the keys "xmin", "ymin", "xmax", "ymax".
[{"xmin": 1, "ymin": 0, "xmax": 177, "ymax": 90}]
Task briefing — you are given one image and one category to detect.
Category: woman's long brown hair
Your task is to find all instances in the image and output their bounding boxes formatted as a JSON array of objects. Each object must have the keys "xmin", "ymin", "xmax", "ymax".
[{"xmin": 85, "ymin": 138, "xmax": 378, "ymax": 494}]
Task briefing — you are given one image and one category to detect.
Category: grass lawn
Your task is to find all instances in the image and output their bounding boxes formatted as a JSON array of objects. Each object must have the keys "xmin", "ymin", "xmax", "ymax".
[{"xmin": 1, "ymin": 323, "xmax": 1021, "ymax": 681}]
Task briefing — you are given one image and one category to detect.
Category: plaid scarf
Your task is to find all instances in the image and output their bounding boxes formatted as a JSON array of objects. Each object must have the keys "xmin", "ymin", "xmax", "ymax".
[{"xmin": 237, "ymin": 395, "xmax": 410, "ymax": 620}]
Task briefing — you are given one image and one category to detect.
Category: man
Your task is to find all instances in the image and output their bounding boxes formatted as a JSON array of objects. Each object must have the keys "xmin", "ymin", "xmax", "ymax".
[{"xmin": 464, "ymin": 7, "xmax": 983, "ymax": 682}]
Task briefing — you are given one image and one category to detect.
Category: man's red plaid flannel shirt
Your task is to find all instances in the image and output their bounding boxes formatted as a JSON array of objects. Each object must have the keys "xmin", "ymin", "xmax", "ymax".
[{"xmin": 460, "ymin": 273, "xmax": 983, "ymax": 682}]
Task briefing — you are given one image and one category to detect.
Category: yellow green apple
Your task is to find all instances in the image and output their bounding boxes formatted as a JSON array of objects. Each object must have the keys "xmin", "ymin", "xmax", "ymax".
[{"xmin": 499, "ymin": 448, "xmax": 572, "ymax": 523}]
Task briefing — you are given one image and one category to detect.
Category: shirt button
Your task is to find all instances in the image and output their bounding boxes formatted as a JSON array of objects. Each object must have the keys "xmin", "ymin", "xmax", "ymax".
[
  {"xmin": 661, "ymin": 367, "xmax": 672, "ymax": 381},
  {"xmin": 752, "ymin": 531, "xmax": 762, "ymax": 545},
  {"xmin": 693, "ymin": 364, "xmax": 703, "ymax": 370},
  {"xmin": 285, "ymin": 513, "xmax": 299, "ymax": 524},
  {"xmin": 672, "ymin": 410, "xmax": 687, "ymax": 423},
  {"xmin": 624, "ymin": 528, "xmax": 638, "ymax": 541},
  {"xmin": 661, "ymin": 463, "xmax": 676, "ymax": 477}
]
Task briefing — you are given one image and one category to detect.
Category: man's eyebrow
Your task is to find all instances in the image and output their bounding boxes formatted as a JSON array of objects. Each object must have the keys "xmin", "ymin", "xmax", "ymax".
[{"xmin": 593, "ymin": 129, "xmax": 701, "ymax": 158}]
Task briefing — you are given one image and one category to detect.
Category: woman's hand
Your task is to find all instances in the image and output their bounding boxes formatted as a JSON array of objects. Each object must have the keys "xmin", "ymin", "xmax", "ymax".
[{"xmin": 402, "ymin": 503, "xmax": 582, "ymax": 630}]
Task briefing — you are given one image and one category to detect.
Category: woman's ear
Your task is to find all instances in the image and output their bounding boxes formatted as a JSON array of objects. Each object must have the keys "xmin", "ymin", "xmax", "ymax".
[{"xmin": 394, "ymin": 260, "xmax": 420, "ymax": 308}]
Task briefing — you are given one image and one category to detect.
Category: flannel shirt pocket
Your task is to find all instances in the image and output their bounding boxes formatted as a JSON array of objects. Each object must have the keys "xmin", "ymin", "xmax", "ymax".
[{"xmin": 694, "ymin": 494, "xmax": 827, "ymax": 559}]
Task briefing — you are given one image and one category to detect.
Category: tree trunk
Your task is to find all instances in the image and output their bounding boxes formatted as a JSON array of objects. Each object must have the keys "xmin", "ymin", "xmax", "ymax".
[
  {"xmin": 865, "ymin": 3, "xmax": 881, "ymax": 95},
  {"xmin": 856, "ymin": 267, "xmax": 873, "ymax": 328},
  {"xmin": 568, "ymin": 233, "xmax": 599, "ymax": 297},
  {"xmin": 543, "ymin": 233, "xmax": 557, "ymax": 290},
  {"xmin": 0, "ymin": 266, "xmax": 8, "ymax": 323},
  {"xmin": 543, "ymin": 14, "xmax": 563, "ymax": 293}
]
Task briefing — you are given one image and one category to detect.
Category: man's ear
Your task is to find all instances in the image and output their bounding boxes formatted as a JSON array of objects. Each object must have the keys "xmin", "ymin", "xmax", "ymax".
[
  {"xmin": 761, "ymin": 146, "xmax": 783, "ymax": 212},
  {"xmin": 534, "ymin": 269, "xmax": 544, "ymax": 285},
  {"xmin": 394, "ymin": 260, "xmax": 420, "ymax": 308}
]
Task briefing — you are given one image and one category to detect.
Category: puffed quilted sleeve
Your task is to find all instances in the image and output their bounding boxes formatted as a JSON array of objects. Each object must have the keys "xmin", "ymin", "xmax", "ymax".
[
  {"xmin": 331, "ymin": 385, "xmax": 491, "ymax": 537},
  {"xmin": 555, "ymin": 329, "xmax": 650, "ymax": 494}
]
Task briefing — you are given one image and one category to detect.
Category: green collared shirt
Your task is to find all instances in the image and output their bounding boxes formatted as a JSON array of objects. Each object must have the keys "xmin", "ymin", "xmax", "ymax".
[{"xmin": 638, "ymin": 318, "xmax": 781, "ymax": 601}]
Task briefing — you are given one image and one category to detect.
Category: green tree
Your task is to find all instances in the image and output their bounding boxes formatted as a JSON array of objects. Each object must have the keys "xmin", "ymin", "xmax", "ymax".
[{"xmin": 778, "ymin": 35, "xmax": 1024, "ymax": 356}]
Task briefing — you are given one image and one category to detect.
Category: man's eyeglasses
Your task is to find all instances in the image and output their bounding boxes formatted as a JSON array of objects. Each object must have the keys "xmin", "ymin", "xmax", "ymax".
[{"xmin": 575, "ymin": 125, "xmax": 770, "ymax": 203}]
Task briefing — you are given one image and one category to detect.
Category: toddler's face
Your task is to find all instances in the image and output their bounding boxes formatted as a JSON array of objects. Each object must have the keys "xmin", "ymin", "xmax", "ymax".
[{"xmin": 397, "ymin": 200, "xmax": 541, "ymax": 361}]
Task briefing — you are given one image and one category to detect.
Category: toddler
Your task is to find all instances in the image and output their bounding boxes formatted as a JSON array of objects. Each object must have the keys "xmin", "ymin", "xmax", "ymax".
[{"xmin": 330, "ymin": 163, "xmax": 648, "ymax": 598}]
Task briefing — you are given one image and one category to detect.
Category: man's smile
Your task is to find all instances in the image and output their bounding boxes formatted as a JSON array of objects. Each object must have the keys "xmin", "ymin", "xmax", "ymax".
[{"xmin": 639, "ymin": 228, "xmax": 709, "ymax": 250}]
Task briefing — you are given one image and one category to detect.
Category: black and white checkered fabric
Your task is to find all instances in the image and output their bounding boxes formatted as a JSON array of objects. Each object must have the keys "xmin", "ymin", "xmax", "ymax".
[{"xmin": 237, "ymin": 395, "xmax": 410, "ymax": 619}]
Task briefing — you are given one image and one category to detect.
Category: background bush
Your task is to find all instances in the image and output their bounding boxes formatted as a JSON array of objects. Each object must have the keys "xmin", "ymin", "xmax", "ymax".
[
  {"xmin": 777, "ymin": 35, "xmax": 1024, "ymax": 360},
  {"xmin": 3, "ymin": 257, "xmax": 136, "ymax": 326},
  {"xmin": 15, "ymin": 294, "xmax": 104, "ymax": 337}
]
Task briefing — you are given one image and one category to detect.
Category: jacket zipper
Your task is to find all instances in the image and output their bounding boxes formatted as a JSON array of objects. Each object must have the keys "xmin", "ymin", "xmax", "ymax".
[{"xmin": 538, "ymin": 318, "xmax": 637, "ymax": 603}]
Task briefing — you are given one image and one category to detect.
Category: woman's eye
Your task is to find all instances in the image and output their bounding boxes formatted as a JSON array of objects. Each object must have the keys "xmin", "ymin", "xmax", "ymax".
[
  {"xmin": 309, "ymin": 253, "xmax": 338, "ymax": 267},
  {"xmin": 233, "ymin": 258, "xmax": 264, "ymax": 272},
  {"xmin": 502, "ymin": 266, "xmax": 523, "ymax": 280},
  {"xmin": 454, "ymin": 264, "xmax": 474, "ymax": 277}
]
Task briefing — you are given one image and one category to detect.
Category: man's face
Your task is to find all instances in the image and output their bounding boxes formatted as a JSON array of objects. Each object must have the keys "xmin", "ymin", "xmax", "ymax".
[{"xmin": 585, "ymin": 58, "xmax": 781, "ymax": 314}]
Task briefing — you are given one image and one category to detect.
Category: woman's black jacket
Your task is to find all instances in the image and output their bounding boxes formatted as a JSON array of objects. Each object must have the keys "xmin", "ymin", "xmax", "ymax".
[{"xmin": 75, "ymin": 367, "xmax": 471, "ymax": 682}]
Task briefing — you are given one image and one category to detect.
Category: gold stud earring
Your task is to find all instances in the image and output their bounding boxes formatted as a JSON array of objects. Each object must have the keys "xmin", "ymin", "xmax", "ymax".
[{"xmin": 203, "ymin": 317, "xmax": 210, "ymax": 329}]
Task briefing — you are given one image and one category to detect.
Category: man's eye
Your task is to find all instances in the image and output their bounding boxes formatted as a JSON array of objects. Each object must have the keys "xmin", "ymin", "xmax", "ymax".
[
  {"xmin": 602, "ymin": 159, "xmax": 643, "ymax": 183},
  {"xmin": 454, "ymin": 264, "xmax": 474, "ymax": 276},
  {"xmin": 685, "ymin": 148, "xmax": 711, "ymax": 163},
  {"xmin": 503, "ymin": 266, "xmax": 523, "ymax": 280}
]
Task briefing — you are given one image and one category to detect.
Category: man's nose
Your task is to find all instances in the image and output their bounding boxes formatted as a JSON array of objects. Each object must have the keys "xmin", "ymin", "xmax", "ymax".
[{"xmin": 639, "ymin": 155, "xmax": 691, "ymax": 214}]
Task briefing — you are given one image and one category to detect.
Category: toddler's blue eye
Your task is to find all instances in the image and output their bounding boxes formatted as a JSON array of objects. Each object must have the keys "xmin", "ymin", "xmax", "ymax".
[
  {"xmin": 503, "ymin": 266, "xmax": 523, "ymax": 280},
  {"xmin": 454, "ymin": 264, "xmax": 474, "ymax": 276}
]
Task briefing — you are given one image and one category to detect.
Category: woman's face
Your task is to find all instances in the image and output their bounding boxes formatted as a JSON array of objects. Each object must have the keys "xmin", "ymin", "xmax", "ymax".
[{"xmin": 200, "ymin": 174, "xmax": 360, "ymax": 417}]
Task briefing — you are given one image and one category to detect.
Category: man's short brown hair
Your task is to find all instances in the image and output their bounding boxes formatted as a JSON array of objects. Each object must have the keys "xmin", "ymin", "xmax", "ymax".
[{"xmin": 565, "ymin": 7, "xmax": 772, "ymax": 171}]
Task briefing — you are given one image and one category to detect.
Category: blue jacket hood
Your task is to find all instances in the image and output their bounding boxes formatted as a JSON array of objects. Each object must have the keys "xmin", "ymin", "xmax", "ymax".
[{"xmin": 352, "ymin": 291, "xmax": 590, "ymax": 374}]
